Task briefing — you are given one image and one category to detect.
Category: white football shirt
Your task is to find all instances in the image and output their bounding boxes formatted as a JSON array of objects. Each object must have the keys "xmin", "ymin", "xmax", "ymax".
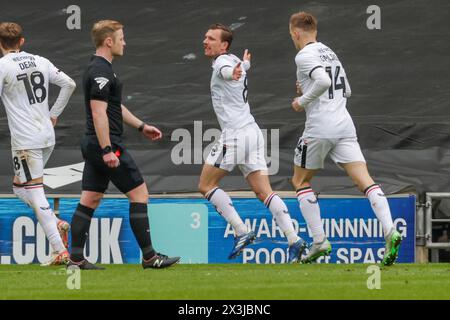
[
  {"xmin": 296, "ymin": 42, "xmax": 356, "ymax": 138},
  {"xmin": 210, "ymin": 53, "xmax": 255, "ymax": 130},
  {"xmin": 0, "ymin": 51, "xmax": 73, "ymax": 150}
]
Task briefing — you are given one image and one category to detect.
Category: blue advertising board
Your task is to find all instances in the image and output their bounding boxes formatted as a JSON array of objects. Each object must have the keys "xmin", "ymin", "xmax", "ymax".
[{"xmin": 0, "ymin": 195, "xmax": 415, "ymax": 264}]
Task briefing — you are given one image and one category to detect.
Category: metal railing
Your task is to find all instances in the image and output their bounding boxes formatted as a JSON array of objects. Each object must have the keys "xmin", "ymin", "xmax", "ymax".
[{"xmin": 425, "ymin": 192, "xmax": 450, "ymax": 249}]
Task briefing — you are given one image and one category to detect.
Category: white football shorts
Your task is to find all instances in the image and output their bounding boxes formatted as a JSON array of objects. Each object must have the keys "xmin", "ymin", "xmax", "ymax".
[
  {"xmin": 294, "ymin": 136, "xmax": 365, "ymax": 169},
  {"xmin": 206, "ymin": 122, "xmax": 268, "ymax": 177},
  {"xmin": 11, "ymin": 146, "xmax": 54, "ymax": 183}
]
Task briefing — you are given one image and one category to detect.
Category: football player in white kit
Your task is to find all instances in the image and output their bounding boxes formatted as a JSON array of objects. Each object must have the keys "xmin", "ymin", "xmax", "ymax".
[
  {"xmin": 0, "ymin": 23, "xmax": 76, "ymax": 265},
  {"xmin": 288, "ymin": 12, "xmax": 402, "ymax": 266},
  {"xmin": 200, "ymin": 23, "xmax": 307, "ymax": 263}
]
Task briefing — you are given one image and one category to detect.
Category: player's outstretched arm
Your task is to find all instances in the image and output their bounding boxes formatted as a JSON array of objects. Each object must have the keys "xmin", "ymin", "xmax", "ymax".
[
  {"xmin": 121, "ymin": 104, "xmax": 162, "ymax": 141},
  {"xmin": 242, "ymin": 49, "xmax": 251, "ymax": 71},
  {"xmin": 219, "ymin": 63, "xmax": 240, "ymax": 81},
  {"xmin": 230, "ymin": 49, "xmax": 251, "ymax": 80},
  {"xmin": 231, "ymin": 62, "xmax": 242, "ymax": 80}
]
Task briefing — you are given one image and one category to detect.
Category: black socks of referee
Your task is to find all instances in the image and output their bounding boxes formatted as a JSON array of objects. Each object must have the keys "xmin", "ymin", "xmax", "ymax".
[
  {"xmin": 130, "ymin": 202, "xmax": 156, "ymax": 260},
  {"xmin": 70, "ymin": 202, "xmax": 155, "ymax": 262},
  {"xmin": 70, "ymin": 203, "xmax": 95, "ymax": 262}
]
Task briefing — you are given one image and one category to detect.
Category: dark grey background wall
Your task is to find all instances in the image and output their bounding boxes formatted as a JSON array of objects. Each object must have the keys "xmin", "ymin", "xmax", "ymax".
[{"xmin": 1, "ymin": 0, "xmax": 449, "ymax": 195}]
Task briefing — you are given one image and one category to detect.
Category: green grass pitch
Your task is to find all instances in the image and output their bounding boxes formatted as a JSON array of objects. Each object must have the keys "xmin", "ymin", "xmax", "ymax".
[{"xmin": 0, "ymin": 264, "xmax": 449, "ymax": 300}]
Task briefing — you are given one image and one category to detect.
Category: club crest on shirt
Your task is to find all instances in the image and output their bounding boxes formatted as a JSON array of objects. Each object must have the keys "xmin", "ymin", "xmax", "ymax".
[{"xmin": 94, "ymin": 77, "xmax": 109, "ymax": 90}]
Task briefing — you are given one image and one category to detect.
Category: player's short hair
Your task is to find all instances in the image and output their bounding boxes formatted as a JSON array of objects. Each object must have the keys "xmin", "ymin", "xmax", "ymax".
[
  {"xmin": 0, "ymin": 22, "xmax": 23, "ymax": 50},
  {"xmin": 209, "ymin": 23, "xmax": 233, "ymax": 50},
  {"xmin": 290, "ymin": 12, "xmax": 317, "ymax": 32},
  {"xmin": 91, "ymin": 20, "xmax": 123, "ymax": 48}
]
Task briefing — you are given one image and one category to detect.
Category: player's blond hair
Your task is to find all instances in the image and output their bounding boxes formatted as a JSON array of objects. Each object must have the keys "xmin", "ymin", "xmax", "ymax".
[
  {"xmin": 91, "ymin": 20, "xmax": 123, "ymax": 48},
  {"xmin": 0, "ymin": 22, "xmax": 23, "ymax": 50},
  {"xmin": 290, "ymin": 12, "xmax": 317, "ymax": 32}
]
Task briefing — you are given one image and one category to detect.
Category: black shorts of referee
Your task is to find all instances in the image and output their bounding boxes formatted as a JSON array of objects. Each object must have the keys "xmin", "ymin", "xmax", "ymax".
[{"xmin": 81, "ymin": 134, "xmax": 144, "ymax": 194}]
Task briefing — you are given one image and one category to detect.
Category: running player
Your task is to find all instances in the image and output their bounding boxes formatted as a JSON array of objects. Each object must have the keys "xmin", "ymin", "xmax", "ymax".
[
  {"xmin": 0, "ymin": 22, "xmax": 76, "ymax": 265},
  {"xmin": 288, "ymin": 12, "xmax": 402, "ymax": 266},
  {"xmin": 200, "ymin": 23, "xmax": 307, "ymax": 263}
]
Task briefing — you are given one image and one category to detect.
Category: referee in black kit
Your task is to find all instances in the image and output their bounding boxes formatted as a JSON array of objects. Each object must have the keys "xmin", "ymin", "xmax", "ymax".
[{"xmin": 68, "ymin": 20, "xmax": 180, "ymax": 270}]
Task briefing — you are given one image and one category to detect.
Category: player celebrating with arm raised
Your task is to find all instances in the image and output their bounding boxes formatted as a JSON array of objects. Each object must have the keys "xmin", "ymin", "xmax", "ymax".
[
  {"xmin": 68, "ymin": 20, "xmax": 180, "ymax": 270},
  {"xmin": 0, "ymin": 22, "xmax": 76, "ymax": 265},
  {"xmin": 200, "ymin": 24, "xmax": 307, "ymax": 263},
  {"xmin": 289, "ymin": 12, "xmax": 402, "ymax": 266}
]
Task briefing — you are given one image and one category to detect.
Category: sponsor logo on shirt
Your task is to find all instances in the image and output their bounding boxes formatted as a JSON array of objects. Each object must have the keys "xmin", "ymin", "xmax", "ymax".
[{"xmin": 94, "ymin": 77, "xmax": 109, "ymax": 90}]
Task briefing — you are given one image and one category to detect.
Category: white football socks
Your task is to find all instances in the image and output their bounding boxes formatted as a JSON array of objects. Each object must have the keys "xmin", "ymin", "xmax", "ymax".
[
  {"xmin": 26, "ymin": 184, "xmax": 66, "ymax": 253},
  {"xmin": 14, "ymin": 183, "xmax": 60, "ymax": 222},
  {"xmin": 364, "ymin": 184, "xmax": 394, "ymax": 236},
  {"xmin": 264, "ymin": 193, "xmax": 299, "ymax": 246},
  {"xmin": 296, "ymin": 187, "xmax": 326, "ymax": 244},
  {"xmin": 205, "ymin": 187, "xmax": 248, "ymax": 236},
  {"xmin": 13, "ymin": 183, "xmax": 30, "ymax": 206}
]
